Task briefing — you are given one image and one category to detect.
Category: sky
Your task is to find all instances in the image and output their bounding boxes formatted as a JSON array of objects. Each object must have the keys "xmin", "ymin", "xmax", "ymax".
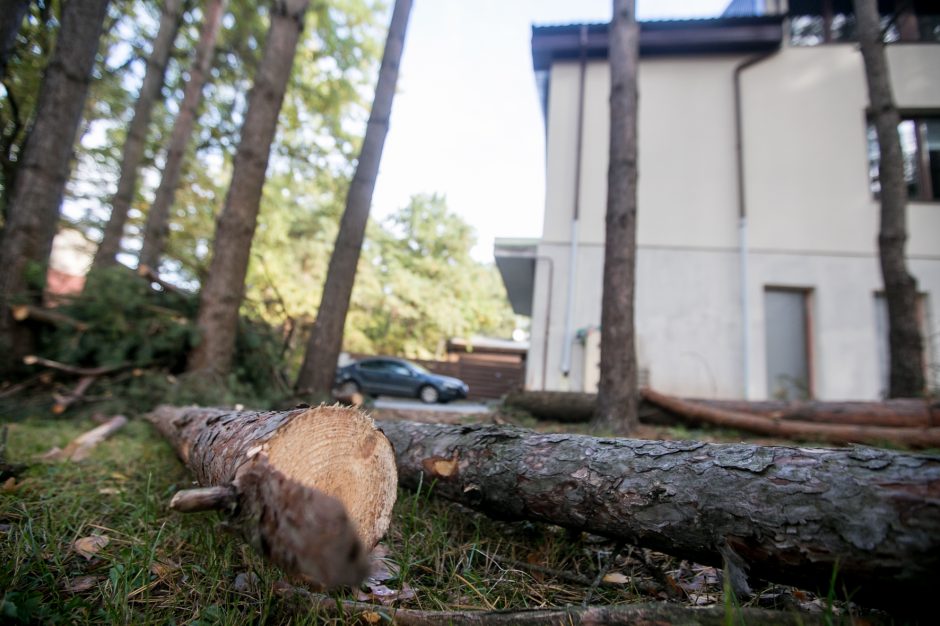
[{"xmin": 371, "ymin": 0, "xmax": 733, "ymax": 261}]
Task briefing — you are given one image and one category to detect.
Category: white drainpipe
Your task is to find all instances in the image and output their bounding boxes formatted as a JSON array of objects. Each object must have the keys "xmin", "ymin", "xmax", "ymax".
[{"xmin": 561, "ymin": 26, "xmax": 589, "ymax": 378}]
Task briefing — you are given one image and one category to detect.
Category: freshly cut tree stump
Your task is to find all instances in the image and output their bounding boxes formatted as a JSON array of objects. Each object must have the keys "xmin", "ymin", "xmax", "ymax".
[
  {"xmin": 148, "ymin": 405, "xmax": 397, "ymax": 588},
  {"xmin": 378, "ymin": 420, "xmax": 940, "ymax": 611}
]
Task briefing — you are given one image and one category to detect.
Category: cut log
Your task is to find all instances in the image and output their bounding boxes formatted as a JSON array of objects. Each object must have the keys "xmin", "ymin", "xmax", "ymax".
[
  {"xmin": 147, "ymin": 404, "xmax": 397, "ymax": 588},
  {"xmin": 642, "ymin": 389, "xmax": 940, "ymax": 448},
  {"xmin": 647, "ymin": 395, "xmax": 938, "ymax": 429},
  {"xmin": 41, "ymin": 415, "xmax": 128, "ymax": 462},
  {"xmin": 505, "ymin": 390, "xmax": 940, "ymax": 445},
  {"xmin": 377, "ymin": 420, "xmax": 940, "ymax": 612},
  {"xmin": 504, "ymin": 391, "xmax": 596, "ymax": 423}
]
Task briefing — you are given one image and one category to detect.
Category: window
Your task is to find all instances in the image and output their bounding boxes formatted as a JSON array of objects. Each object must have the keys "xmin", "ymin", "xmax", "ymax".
[
  {"xmin": 868, "ymin": 117, "xmax": 940, "ymax": 202},
  {"xmin": 789, "ymin": 1, "xmax": 940, "ymax": 45}
]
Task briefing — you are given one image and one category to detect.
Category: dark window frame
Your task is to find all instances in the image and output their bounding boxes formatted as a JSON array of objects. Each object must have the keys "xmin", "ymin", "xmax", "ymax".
[
  {"xmin": 789, "ymin": 0, "xmax": 938, "ymax": 45},
  {"xmin": 867, "ymin": 113, "xmax": 940, "ymax": 203}
]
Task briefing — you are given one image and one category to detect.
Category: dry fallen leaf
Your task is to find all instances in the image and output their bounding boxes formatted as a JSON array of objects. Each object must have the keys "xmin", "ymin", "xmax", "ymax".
[
  {"xmin": 63, "ymin": 575, "xmax": 101, "ymax": 593},
  {"xmin": 357, "ymin": 581, "xmax": 416, "ymax": 606},
  {"xmin": 2, "ymin": 477, "xmax": 18, "ymax": 493},
  {"xmin": 368, "ymin": 544, "xmax": 399, "ymax": 583},
  {"xmin": 73, "ymin": 535, "xmax": 109, "ymax": 559},
  {"xmin": 150, "ymin": 559, "xmax": 179, "ymax": 578},
  {"xmin": 98, "ymin": 487, "xmax": 121, "ymax": 495},
  {"xmin": 602, "ymin": 572, "xmax": 630, "ymax": 584}
]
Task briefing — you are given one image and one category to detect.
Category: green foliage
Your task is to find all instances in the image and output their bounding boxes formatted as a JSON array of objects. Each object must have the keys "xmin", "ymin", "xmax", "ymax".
[
  {"xmin": 41, "ymin": 268, "xmax": 196, "ymax": 371},
  {"xmin": 345, "ymin": 194, "xmax": 516, "ymax": 359}
]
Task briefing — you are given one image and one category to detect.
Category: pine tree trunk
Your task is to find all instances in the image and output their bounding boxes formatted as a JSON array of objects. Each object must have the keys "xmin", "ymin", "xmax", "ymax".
[
  {"xmin": 0, "ymin": 0, "xmax": 30, "ymax": 80},
  {"xmin": 0, "ymin": 0, "xmax": 110, "ymax": 373},
  {"xmin": 506, "ymin": 390, "xmax": 939, "ymax": 430},
  {"xmin": 294, "ymin": 0, "xmax": 413, "ymax": 396},
  {"xmin": 595, "ymin": 0, "xmax": 639, "ymax": 434},
  {"xmin": 187, "ymin": 0, "xmax": 308, "ymax": 377},
  {"xmin": 378, "ymin": 420, "xmax": 940, "ymax": 612},
  {"xmin": 90, "ymin": 0, "xmax": 183, "ymax": 271},
  {"xmin": 148, "ymin": 404, "xmax": 398, "ymax": 588},
  {"xmin": 853, "ymin": 0, "xmax": 925, "ymax": 398},
  {"xmin": 138, "ymin": 0, "xmax": 227, "ymax": 272}
]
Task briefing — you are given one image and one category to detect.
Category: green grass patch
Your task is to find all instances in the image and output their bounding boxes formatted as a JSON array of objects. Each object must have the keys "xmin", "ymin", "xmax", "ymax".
[{"xmin": 1, "ymin": 416, "xmax": 655, "ymax": 624}]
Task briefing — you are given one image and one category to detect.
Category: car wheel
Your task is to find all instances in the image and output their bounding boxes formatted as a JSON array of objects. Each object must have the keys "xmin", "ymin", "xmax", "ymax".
[
  {"xmin": 419, "ymin": 385, "xmax": 439, "ymax": 404},
  {"xmin": 337, "ymin": 380, "xmax": 360, "ymax": 396}
]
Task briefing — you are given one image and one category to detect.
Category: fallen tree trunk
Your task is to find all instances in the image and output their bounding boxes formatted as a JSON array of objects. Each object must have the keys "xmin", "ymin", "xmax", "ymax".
[
  {"xmin": 642, "ymin": 389, "xmax": 940, "ymax": 448},
  {"xmin": 148, "ymin": 405, "xmax": 397, "ymax": 588},
  {"xmin": 680, "ymin": 397, "xmax": 938, "ymax": 428},
  {"xmin": 504, "ymin": 391, "xmax": 596, "ymax": 423},
  {"xmin": 377, "ymin": 420, "xmax": 940, "ymax": 612},
  {"xmin": 505, "ymin": 390, "xmax": 940, "ymax": 445}
]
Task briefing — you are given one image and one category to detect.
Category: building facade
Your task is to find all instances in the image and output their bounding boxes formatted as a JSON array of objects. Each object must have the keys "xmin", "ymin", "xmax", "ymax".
[{"xmin": 496, "ymin": 1, "xmax": 940, "ymax": 400}]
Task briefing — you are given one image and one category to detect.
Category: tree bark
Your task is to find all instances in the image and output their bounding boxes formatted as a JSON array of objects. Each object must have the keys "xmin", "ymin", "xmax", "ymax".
[
  {"xmin": 854, "ymin": 0, "xmax": 925, "ymax": 398},
  {"xmin": 187, "ymin": 0, "xmax": 308, "ymax": 377},
  {"xmin": 0, "ymin": 0, "xmax": 110, "ymax": 374},
  {"xmin": 0, "ymin": 0, "xmax": 30, "ymax": 81},
  {"xmin": 90, "ymin": 0, "xmax": 184, "ymax": 270},
  {"xmin": 505, "ymin": 390, "xmax": 597, "ymax": 423},
  {"xmin": 595, "ymin": 0, "xmax": 639, "ymax": 434},
  {"xmin": 138, "ymin": 0, "xmax": 227, "ymax": 272},
  {"xmin": 377, "ymin": 419, "xmax": 940, "ymax": 612},
  {"xmin": 148, "ymin": 404, "xmax": 397, "ymax": 588},
  {"xmin": 294, "ymin": 0, "xmax": 413, "ymax": 396},
  {"xmin": 642, "ymin": 388, "xmax": 940, "ymax": 448},
  {"xmin": 279, "ymin": 584, "xmax": 835, "ymax": 626},
  {"xmin": 507, "ymin": 390, "xmax": 939, "ymax": 430},
  {"xmin": 653, "ymin": 396, "xmax": 939, "ymax": 429}
]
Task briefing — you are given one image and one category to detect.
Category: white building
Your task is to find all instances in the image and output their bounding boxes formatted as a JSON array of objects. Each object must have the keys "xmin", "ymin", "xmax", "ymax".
[{"xmin": 496, "ymin": 0, "xmax": 940, "ymax": 401}]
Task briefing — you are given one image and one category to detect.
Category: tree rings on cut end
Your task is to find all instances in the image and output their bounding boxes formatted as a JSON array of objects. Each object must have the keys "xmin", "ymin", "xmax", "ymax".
[{"xmin": 264, "ymin": 405, "xmax": 398, "ymax": 551}]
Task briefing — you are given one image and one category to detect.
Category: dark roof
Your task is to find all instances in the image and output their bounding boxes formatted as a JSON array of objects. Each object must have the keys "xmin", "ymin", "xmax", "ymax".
[{"xmin": 531, "ymin": 16, "xmax": 784, "ymax": 71}]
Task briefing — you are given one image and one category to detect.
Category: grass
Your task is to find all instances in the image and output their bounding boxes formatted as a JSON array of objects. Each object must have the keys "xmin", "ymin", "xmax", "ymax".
[
  {"xmin": 0, "ymin": 415, "xmax": 658, "ymax": 624},
  {"xmin": 1, "ymin": 411, "xmax": 865, "ymax": 625}
]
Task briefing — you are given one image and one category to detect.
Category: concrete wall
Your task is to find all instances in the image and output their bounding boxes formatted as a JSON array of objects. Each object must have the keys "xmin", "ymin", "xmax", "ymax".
[{"xmin": 530, "ymin": 41, "xmax": 940, "ymax": 399}]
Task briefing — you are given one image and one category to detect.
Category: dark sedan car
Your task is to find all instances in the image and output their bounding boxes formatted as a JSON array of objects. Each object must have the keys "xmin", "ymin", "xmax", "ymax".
[{"xmin": 335, "ymin": 357, "xmax": 469, "ymax": 404}]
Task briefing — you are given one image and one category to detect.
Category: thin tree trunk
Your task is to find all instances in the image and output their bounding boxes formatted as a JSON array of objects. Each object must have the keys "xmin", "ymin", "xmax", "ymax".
[
  {"xmin": 187, "ymin": 0, "xmax": 308, "ymax": 376},
  {"xmin": 147, "ymin": 404, "xmax": 397, "ymax": 588},
  {"xmin": 0, "ymin": 0, "xmax": 30, "ymax": 80},
  {"xmin": 377, "ymin": 419, "xmax": 940, "ymax": 612},
  {"xmin": 0, "ymin": 0, "xmax": 110, "ymax": 374},
  {"xmin": 854, "ymin": 0, "xmax": 925, "ymax": 398},
  {"xmin": 89, "ymin": 0, "xmax": 183, "ymax": 271},
  {"xmin": 294, "ymin": 0, "xmax": 413, "ymax": 396},
  {"xmin": 595, "ymin": 0, "xmax": 639, "ymax": 434},
  {"xmin": 138, "ymin": 0, "xmax": 227, "ymax": 272}
]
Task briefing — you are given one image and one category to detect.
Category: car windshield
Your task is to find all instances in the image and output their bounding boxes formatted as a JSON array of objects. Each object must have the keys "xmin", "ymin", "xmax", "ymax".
[{"xmin": 408, "ymin": 362, "xmax": 430, "ymax": 375}]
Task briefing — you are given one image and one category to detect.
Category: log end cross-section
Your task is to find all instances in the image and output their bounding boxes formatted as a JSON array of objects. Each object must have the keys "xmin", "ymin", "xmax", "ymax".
[{"xmin": 148, "ymin": 405, "xmax": 397, "ymax": 589}]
